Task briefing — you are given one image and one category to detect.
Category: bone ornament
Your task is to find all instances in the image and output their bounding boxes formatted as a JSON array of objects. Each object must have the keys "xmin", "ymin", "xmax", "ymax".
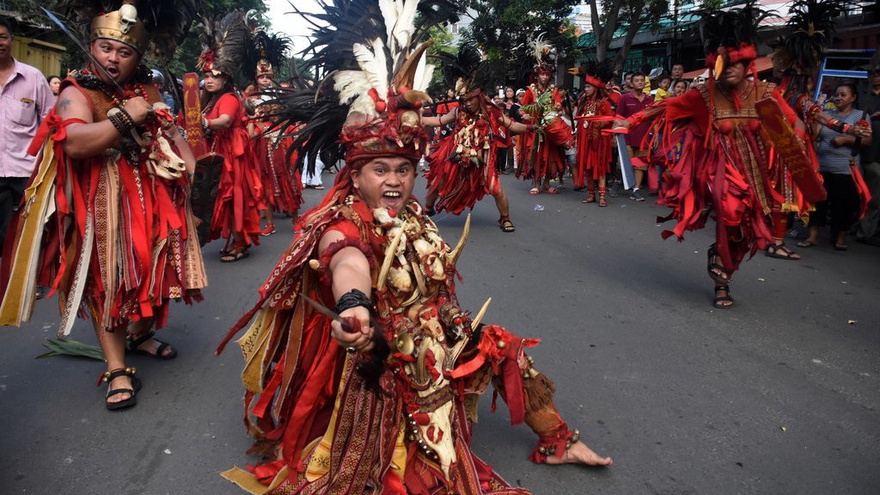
[{"xmin": 118, "ymin": 4, "xmax": 138, "ymax": 34}]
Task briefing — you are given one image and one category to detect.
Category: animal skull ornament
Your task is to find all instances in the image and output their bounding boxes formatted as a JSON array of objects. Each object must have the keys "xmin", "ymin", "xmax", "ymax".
[
  {"xmin": 389, "ymin": 266, "xmax": 414, "ymax": 292},
  {"xmin": 147, "ymin": 132, "xmax": 187, "ymax": 180},
  {"xmin": 418, "ymin": 306, "xmax": 444, "ymax": 342},
  {"xmin": 118, "ymin": 4, "xmax": 138, "ymax": 34},
  {"xmin": 398, "ymin": 109, "xmax": 421, "ymax": 145},
  {"xmin": 108, "ymin": 104, "xmax": 186, "ymax": 180}
]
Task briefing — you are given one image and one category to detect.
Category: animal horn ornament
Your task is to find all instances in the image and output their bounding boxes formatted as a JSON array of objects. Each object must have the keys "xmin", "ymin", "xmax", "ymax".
[{"xmin": 447, "ymin": 214, "xmax": 471, "ymax": 266}]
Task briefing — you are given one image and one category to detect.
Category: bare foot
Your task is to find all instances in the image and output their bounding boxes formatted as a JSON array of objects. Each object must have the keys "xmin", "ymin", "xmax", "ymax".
[{"xmin": 545, "ymin": 441, "xmax": 613, "ymax": 467}]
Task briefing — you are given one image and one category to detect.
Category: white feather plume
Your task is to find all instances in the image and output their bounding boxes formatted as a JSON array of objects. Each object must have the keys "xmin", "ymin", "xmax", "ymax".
[
  {"xmin": 413, "ymin": 50, "xmax": 432, "ymax": 91},
  {"xmin": 334, "ymin": 70, "xmax": 371, "ymax": 105},
  {"xmin": 530, "ymin": 34, "xmax": 552, "ymax": 64},
  {"xmin": 393, "ymin": 0, "xmax": 418, "ymax": 53},
  {"xmin": 378, "ymin": 0, "xmax": 418, "ymax": 60},
  {"xmin": 353, "ymin": 38, "xmax": 390, "ymax": 103},
  {"xmin": 378, "ymin": 0, "xmax": 398, "ymax": 51},
  {"xmin": 349, "ymin": 92, "xmax": 380, "ymax": 116}
]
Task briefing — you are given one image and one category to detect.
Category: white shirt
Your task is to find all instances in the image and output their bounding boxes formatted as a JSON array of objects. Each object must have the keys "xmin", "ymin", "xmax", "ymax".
[{"xmin": 0, "ymin": 58, "xmax": 55, "ymax": 177}]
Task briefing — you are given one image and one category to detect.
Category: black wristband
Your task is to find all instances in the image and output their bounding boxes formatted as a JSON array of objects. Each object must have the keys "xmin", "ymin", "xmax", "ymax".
[
  {"xmin": 118, "ymin": 107, "xmax": 136, "ymax": 128},
  {"xmin": 334, "ymin": 289, "xmax": 374, "ymax": 314},
  {"xmin": 108, "ymin": 113, "xmax": 131, "ymax": 136}
]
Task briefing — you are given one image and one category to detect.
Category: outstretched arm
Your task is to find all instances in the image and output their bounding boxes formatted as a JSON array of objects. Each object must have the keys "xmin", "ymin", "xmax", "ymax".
[
  {"xmin": 800, "ymin": 97, "xmax": 873, "ymax": 138},
  {"xmin": 319, "ymin": 229, "xmax": 375, "ymax": 352},
  {"xmin": 612, "ymin": 101, "xmax": 667, "ymax": 130},
  {"xmin": 422, "ymin": 107, "xmax": 457, "ymax": 128},
  {"xmin": 499, "ymin": 112, "xmax": 534, "ymax": 135}
]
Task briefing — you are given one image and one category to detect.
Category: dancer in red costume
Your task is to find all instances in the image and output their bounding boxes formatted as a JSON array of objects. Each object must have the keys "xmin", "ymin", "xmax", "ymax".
[
  {"xmin": 573, "ymin": 61, "xmax": 616, "ymax": 207},
  {"xmin": 422, "ymin": 58, "xmax": 533, "ymax": 232},
  {"xmin": 246, "ymin": 31, "xmax": 302, "ymax": 236},
  {"xmin": 247, "ymin": 101, "xmax": 302, "ymax": 235},
  {"xmin": 766, "ymin": 0, "xmax": 871, "ymax": 258},
  {"xmin": 198, "ymin": 11, "xmax": 265, "ymax": 262},
  {"xmin": 518, "ymin": 37, "xmax": 577, "ymax": 195},
  {"xmin": 0, "ymin": 1, "xmax": 206, "ymax": 409},
  {"xmin": 614, "ymin": 3, "xmax": 820, "ymax": 309},
  {"xmin": 218, "ymin": 3, "xmax": 611, "ymax": 493}
]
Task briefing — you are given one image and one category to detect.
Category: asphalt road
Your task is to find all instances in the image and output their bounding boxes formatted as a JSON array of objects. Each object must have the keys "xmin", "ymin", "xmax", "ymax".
[{"xmin": 1, "ymin": 173, "xmax": 878, "ymax": 495}]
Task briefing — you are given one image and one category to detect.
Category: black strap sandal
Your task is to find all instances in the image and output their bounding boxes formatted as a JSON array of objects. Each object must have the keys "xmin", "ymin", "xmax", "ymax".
[
  {"xmin": 220, "ymin": 245, "xmax": 250, "ymax": 263},
  {"xmin": 99, "ymin": 367, "xmax": 141, "ymax": 411},
  {"xmin": 765, "ymin": 243, "xmax": 800, "ymax": 260},
  {"xmin": 713, "ymin": 285, "xmax": 734, "ymax": 309},
  {"xmin": 126, "ymin": 331, "xmax": 178, "ymax": 360},
  {"xmin": 498, "ymin": 217, "xmax": 516, "ymax": 233},
  {"xmin": 707, "ymin": 244, "xmax": 731, "ymax": 284}
]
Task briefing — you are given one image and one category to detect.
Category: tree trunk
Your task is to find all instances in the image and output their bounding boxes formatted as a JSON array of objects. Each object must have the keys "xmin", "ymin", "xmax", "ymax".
[{"xmin": 589, "ymin": 0, "xmax": 624, "ymax": 63}]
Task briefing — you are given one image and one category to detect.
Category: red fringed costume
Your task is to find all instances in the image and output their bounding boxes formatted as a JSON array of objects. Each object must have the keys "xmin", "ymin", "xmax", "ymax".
[
  {"xmin": 251, "ymin": 121, "xmax": 303, "ymax": 217},
  {"xmin": 642, "ymin": 80, "xmax": 801, "ymax": 273},
  {"xmin": 425, "ymin": 104, "xmax": 504, "ymax": 215},
  {"xmin": 517, "ymin": 83, "xmax": 573, "ymax": 183},
  {"xmin": 0, "ymin": 76, "xmax": 207, "ymax": 332},
  {"xmin": 574, "ymin": 95, "xmax": 614, "ymax": 190},
  {"xmin": 205, "ymin": 93, "xmax": 265, "ymax": 245},
  {"xmin": 217, "ymin": 184, "xmax": 580, "ymax": 494}
]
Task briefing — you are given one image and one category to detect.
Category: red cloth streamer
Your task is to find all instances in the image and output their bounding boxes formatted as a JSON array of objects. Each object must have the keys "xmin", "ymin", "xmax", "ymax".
[{"xmin": 247, "ymin": 460, "xmax": 286, "ymax": 485}]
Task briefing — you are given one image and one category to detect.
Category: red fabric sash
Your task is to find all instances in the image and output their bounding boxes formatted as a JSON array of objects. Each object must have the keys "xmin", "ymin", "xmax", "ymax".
[{"xmin": 852, "ymin": 165, "xmax": 872, "ymax": 219}]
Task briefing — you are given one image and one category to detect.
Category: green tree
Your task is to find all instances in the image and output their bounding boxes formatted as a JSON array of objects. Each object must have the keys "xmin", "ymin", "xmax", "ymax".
[
  {"xmin": 609, "ymin": 0, "xmax": 669, "ymax": 71},
  {"xmin": 166, "ymin": 0, "xmax": 267, "ymax": 79},
  {"xmin": 586, "ymin": 0, "xmax": 668, "ymax": 71},
  {"xmin": 461, "ymin": 0, "xmax": 579, "ymax": 88},
  {"xmin": 425, "ymin": 24, "xmax": 458, "ymax": 96},
  {"xmin": 7, "ymin": 0, "xmax": 267, "ymax": 76}
]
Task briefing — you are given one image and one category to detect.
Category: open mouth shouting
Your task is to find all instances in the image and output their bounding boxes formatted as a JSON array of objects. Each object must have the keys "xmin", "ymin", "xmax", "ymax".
[
  {"xmin": 382, "ymin": 190, "xmax": 404, "ymax": 208},
  {"xmin": 104, "ymin": 64, "xmax": 120, "ymax": 79}
]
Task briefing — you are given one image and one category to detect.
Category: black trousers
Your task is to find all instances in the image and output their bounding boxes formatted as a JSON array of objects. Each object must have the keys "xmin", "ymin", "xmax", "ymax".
[
  {"xmin": 808, "ymin": 171, "xmax": 860, "ymax": 235},
  {"xmin": 0, "ymin": 176, "xmax": 28, "ymax": 254},
  {"xmin": 496, "ymin": 147, "xmax": 509, "ymax": 173}
]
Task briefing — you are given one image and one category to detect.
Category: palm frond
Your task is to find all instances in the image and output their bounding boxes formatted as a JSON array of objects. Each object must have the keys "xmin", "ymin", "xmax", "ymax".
[{"xmin": 36, "ymin": 339, "xmax": 106, "ymax": 361}]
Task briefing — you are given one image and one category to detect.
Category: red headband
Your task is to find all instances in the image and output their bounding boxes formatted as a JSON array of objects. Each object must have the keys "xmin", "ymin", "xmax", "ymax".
[
  {"xmin": 584, "ymin": 75, "xmax": 605, "ymax": 88},
  {"xmin": 534, "ymin": 63, "xmax": 554, "ymax": 75},
  {"xmin": 705, "ymin": 43, "xmax": 758, "ymax": 71},
  {"xmin": 340, "ymin": 91, "xmax": 427, "ymax": 167}
]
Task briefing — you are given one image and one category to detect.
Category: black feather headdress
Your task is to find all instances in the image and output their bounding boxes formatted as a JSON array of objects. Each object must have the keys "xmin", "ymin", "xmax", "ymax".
[
  {"xmin": 58, "ymin": 0, "xmax": 199, "ymax": 65},
  {"xmin": 437, "ymin": 44, "xmax": 486, "ymax": 97},
  {"xmin": 260, "ymin": 0, "xmax": 461, "ymax": 175},
  {"xmin": 250, "ymin": 31, "xmax": 291, "ymax": 82},
  {"xmin": 772, "ymin": 0, "xmax": 845, "ymax": 77},
  {"xmin": 700, "ymin": 1, "xmax": 775, "ymax": 76},
  {"xmin": 197, "ymin": 11, "xmax": 251, "ymax": 82},
  {"xmin": 582, "ymin": 59, "xmax": 615, "ymax": 88}
]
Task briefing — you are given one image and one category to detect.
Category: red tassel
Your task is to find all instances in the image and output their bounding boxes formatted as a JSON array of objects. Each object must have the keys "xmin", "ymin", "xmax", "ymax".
[
  {"xmin": 247, "ymin": 460, "xmax": 286, "ymax": 485},
  {"xmin": 368, "ymin": 88, "xmax": 387, "ymax": 112}
]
